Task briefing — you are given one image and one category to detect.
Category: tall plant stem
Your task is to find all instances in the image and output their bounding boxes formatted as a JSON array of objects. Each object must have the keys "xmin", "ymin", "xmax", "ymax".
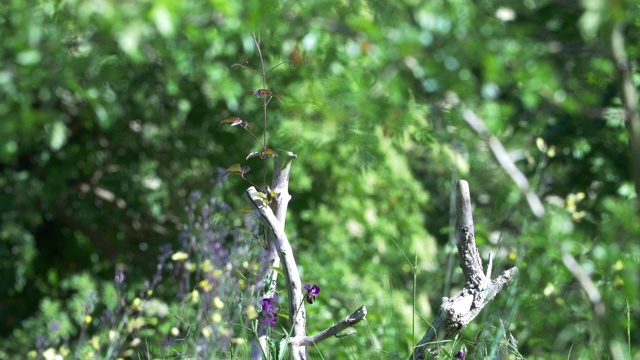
[{"xmin": 252, "ymin": 34, "xmax": 269, "ymax": 188}]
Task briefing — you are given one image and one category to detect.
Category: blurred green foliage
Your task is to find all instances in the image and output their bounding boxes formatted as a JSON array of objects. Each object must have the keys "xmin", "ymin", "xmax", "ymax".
[{"xmin": 0, "ymin": 0, "xmax": 639, "ymax": 358}]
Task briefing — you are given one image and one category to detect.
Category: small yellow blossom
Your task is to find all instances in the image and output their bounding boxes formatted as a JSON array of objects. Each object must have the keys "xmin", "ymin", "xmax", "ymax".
[
  {"xmin": 245, "ymin": 305, "xmax": 258, "ymax": 320},
  {"xmin": 131, "ymin": 297, "xmax": 142, "ymax": 311},
  {"xmin": 185, "ymin": 261, "xmax": 196, "ymax": 272},
  {"xmin": 201, "ymin": 259, "xmax": 214, "ymax": 273},
  {"xmin": 211, "ymin": 312, "xmax": 222, "ymax": 323},
  {"xmin": 231, "ymin": 338, "xmax": 246, "ymax": 345},
  {"xmin": 198, "ymin": 279, "xmax": 212, "ymax": 292},
  {"xmin": 190, "ymin": 289, "xmax": 200, "ymax": 304},
  {"xmin": 213, "ymin": 296, "xmax": 224, "ymax": 309},
  {"xmin": 84, "ymin": 315, "xmax": 92, "ymax": 324},
  {"xmin": 109, "ymin": 330, "xmax": 119, "ymax": 342},
  {"xmin": 90, "ymin": 336, "xmax": 100, "ymax": 350},
  {"xmin": 171, "ymin": 251, "xmax": 189, "ymax": 261},
  {"xmin": 130, "ymin": 338, "xmax": 141, "ymax": 347},
  {"xmin": 202, "ymin": 326, "xmax": 212, "ymax": 338},
  {"xmin": 43, "ymin": 348, "xmax": 61, "ymax": 360},
  {"xmin": 536, "ymin": 137, "xmax": 547, "ymax": 152},
  {"xmin": 171, "ymin": 327, "xmax": 180, "ymax": 337},
  {"xmin": 547, "ymin": 145, "xmax": 556, "ymax": 157},
  {"xmin": 613, "ymin": 260, "xmax": 624, "ymax": 271}
]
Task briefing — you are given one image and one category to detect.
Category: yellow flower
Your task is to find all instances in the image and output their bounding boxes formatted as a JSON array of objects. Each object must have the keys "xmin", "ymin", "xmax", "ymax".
[
  {"xmin": 213, "ymin": 296, "xmax": 224, "ymax": 309},
  {"xmin": 130, "ymin": 338, "xmax": 141, "ymax": 347},
  {"xmin": 198, "ymin": 279, "xmax": 212, "ymax": 292},
  {"xmin": 231, "ymin": 338, "xmax": 246, "ymax": 345},
  {"xmin": 211, "ymin": 312, "xmax": 222, "ymax": 323},
  {"xmin": 202, "ymin": 326, "xmax": 212, "ymax": 338},
  {"xmin": 190, "ymin": 290, "xmax": 200, "ymax": 304},
  {"xmin": 171, "ymin": 251, "xmax": 189, "ymax": 261},
  {"xmin": 245, "ymin": 305, "xmax": 258, "ymax": 320},
  {"xmin": 171, "ymin": 327, "xmax": 180, "ymax": 337}
]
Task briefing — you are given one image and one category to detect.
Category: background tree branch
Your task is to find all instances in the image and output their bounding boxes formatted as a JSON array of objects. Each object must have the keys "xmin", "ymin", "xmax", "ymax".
[
  {"xmin": 611, "ymin": 21, "xmax": 640, "ymax": 204},
  {"xmin": 462, "ymin": 110, "xmax": 545, "ymax": 218}
]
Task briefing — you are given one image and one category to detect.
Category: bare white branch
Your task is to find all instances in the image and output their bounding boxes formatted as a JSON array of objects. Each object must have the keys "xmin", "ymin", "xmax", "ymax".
[{"xmin": 245, "ymin": 185, "xmax": 307, "ymax": 359}]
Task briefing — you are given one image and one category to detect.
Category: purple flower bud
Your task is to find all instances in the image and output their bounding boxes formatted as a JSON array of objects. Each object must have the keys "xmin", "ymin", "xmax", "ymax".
[{"xmin": 303, "ymin": 283, "xmax": 321, "ymax": 304}]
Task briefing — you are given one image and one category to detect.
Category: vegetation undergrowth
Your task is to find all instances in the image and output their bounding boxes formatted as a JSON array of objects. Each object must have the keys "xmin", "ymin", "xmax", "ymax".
[{"xmin": 2, "ymin": 2, "xmax": 639, "ymax": 360}]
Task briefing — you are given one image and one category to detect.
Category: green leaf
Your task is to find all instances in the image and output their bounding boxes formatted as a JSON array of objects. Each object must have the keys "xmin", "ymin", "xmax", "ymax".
[
  {"xmin": 225, "ymin": 163, "xmax": 250, "ymax": 177},
  {"xmin": 272, "ymin": 266, "xmax": 285, "ymax": 277}
]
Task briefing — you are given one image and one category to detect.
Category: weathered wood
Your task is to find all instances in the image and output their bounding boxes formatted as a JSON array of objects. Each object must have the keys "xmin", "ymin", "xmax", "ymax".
[
  {"xmin": 288, "ymin": 305, "xmax": 368, "ymax": 346},
  {"xmin": 245, "ymin": 184, "xmax": 307, "ymax": 360},
  {"xmin": 409, "ymin": 180, "xmax": 518, "ymax": 360},
  {"xmin": 250, "ymin": 152, "xmax": 298, "ymax": 359}
]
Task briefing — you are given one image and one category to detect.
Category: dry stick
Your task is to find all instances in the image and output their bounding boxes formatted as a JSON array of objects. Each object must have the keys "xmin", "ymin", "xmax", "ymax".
[
  {"xmin": 245, "ymin": 167, "xmax": 367, "ymax": 358},
  {"xmin": 245, "ymin": 183, "xmax": 307, "ymax": 360},
  {"xmin": 288, "ymin": 305, "xmax": 368, "ymax": 346},
  {"xmin": 250, "ymin": 152, "xmax": 298, "ymax": 359},
  {"xmin": 409, "ymin": 180, "xmax": 518, "ymax": 360},
  {"xmin": 462, "ymin": 109, "xmax": 545, "ymax": 218},
  {"xmin": 611, "ymin": 22, "xmax": 640, "ymax": 203}
]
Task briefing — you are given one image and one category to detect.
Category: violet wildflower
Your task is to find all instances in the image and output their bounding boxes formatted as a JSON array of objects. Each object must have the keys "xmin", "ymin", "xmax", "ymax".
[
  {"xmin": 260, "ymin": 297, "xmax": 277, "ymax": 327},
  {"xmin": 303, "ymin": 283, "xmax": 321, "ymax": 304},
  {"xmin": 454, "ymin": 345, "xmax": 466, "ymax": 359}
]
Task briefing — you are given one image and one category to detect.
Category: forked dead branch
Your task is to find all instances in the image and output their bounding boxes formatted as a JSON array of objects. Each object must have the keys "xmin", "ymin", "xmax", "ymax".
[{"xmin": 409, "ymin": 180, "xmax": 518, "ymax": 360}]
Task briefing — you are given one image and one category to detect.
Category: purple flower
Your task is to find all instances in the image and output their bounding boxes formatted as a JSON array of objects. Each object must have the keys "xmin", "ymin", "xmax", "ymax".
[
  {"xmin": 303, "ymin": 283, "xmax": 321, "ymax": 304},
  {"xmin": 260, "ymin": 297, "xmax": 277, "ymax": 327},
  {"xmin": 454, "ymin": 345, "xmax": 466, "ymax": 359}
]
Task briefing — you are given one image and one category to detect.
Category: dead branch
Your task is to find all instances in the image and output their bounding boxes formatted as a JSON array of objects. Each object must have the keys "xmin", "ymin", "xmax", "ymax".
[
  {"xmin": 250, "ymin": 151, "xmax": 298, "ymax": 359},
  {"xmin": 245, "ymin": 184, "xmax": 307, "ymax": 359},
  {"xmin": 289, "ymin": 305, "xmax": 368, "ymax": 346},
  {"xmin": 410, "ymin": 180, "xmax": 518, "ymax": 360}
]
